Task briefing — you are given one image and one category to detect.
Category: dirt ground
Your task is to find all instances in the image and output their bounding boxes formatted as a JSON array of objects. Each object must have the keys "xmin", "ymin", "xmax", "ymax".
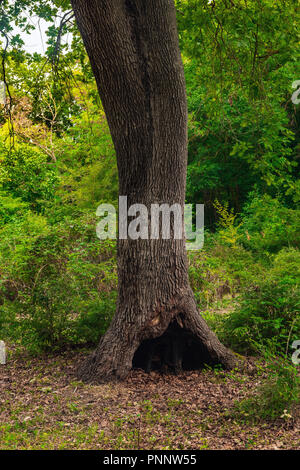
[{"xmin": 0, "ymin": 349, "xmax": 299, "ymax": 450}]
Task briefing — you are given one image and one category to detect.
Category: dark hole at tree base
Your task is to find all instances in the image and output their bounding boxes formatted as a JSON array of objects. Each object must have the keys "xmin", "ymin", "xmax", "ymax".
[{"xmin": 133, "ymin": 320, "xmax": 217, "ymax": 373}]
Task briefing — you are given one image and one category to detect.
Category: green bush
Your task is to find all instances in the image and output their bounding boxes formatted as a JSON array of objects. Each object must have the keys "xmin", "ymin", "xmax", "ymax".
[
  {"xmin": 0, "ymin": 142, "xmax": 58, "ymax": 212},
  {"xmin": 219, "ymin": 248, "xmax": 300, "ymax": 354},
  {"xmin": 188, "ymin": 233, "xmax": 265, "ymax": 309},
  {"xmin": 240, "ymin": 195, "xmax": 300, "ymax": 254},
  {"xmin": 0, "ymin": 213, "xmax": 117, "ymax": 353},
  {"xmin": 0, "ymin": 191, "xmax": 29, "ymax": 226},
  {"xmin": 234, "ymin": 350, "xmax": 299, "ymax": 421}
]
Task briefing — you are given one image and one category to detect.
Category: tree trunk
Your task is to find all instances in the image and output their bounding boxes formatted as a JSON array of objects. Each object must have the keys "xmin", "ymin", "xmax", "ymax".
[{"xmin": 71, "ymin": 0, "xmax": 236, "ymax": 382}]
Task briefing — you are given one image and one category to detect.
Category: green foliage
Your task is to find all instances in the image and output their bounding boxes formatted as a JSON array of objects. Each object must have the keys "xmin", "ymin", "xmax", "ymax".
[
  {"xmin": 240, "ymin": 194, "xmax": 300, "ymax": 253},
  {"xmin": 213, "ymin": 200, "xmax": 243, "ymax": 248},
  {"xmin": 219, "ymin": 248, "xmax": 300, "ymax": 354},
  {"xmin": 0, "ymin": 213, "xmax": 117, "ymax": 352},
  {"xmin": 188, "ymin": 247, "xmax": 236, "ymax": 308},
  {"xmin": 179, "ymin": 0, "xmax": 300, "ymax": 224},
  {"xmin": 56, "ymin": 106, "xmax": 118, "ymax": 211},
  {"xmin": 0, "ymin": 142, "xmax": 58, "ymax": 212},
  {"xmin": 234, "ymin": 350, "xmax": 299, "ymax": 421},
  {"xmin": 0, "ymin": 190, "xmax": 28, "ymax": 226},
  {"xmin": 188, "ymin": 230, "xmax": 265, "ymax": 309}
]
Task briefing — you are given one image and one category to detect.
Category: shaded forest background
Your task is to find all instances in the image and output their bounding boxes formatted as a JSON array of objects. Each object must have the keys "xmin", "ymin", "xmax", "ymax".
[{"xmin": 0, "ymin": 0, "xmax": 299, "ymax": 417}]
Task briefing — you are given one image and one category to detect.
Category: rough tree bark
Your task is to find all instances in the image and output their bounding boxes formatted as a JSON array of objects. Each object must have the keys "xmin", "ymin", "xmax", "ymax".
[{"xmin": 71, "ymin": 0, "xmax": 236, "ymax": 382}]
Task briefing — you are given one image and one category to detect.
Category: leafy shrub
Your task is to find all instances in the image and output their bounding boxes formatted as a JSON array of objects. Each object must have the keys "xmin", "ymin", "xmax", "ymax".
[
  {"xmin": 0, "ymin": 191, "xmax": 29, "ymax": 226},
  {"xmin": 0, "ymin": 142, "xmax": 58, "ymax": 212},
  {"xmin": 213, "ymin": 200, "xmax": 243, "ymax": 248},
  {"xmin": 188, "ymin": 249, "xmax": 235, "ymax": 308},
  {"xmin": 0, "ymin": 213, "xmax": 117, "ymax": 352},
  {"xmin": 234, "ymin": 350, "xmax": 299, "ymax": 421},
  {"xmin": 56, "ymin": 107, "xmax": 118, "ymax": 211},
  {"xmin": 188, "ymin": 233, "xmax": 264, "ymax": 309},
  {"xmin": 220, "ymin": 248, "xmax": 300, "ymax": 354},
  {"xmin": 240, "ymin": 195, "xmax": 300, "ymax": 254}
]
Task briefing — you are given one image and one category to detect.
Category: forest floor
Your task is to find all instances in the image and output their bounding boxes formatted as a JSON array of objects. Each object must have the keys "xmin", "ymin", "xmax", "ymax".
[{"xmin": 0, "ymin": 348, "xmax": 299, "ymax": 450}]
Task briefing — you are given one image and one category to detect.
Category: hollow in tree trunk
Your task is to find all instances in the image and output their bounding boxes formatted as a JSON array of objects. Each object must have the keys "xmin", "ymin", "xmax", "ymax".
[{"xmin": 71, "ymin": 0, "xmax": 237, "ymax": 382}]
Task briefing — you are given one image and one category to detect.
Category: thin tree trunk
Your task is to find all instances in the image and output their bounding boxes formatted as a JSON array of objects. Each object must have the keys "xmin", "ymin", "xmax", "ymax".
[{"xmin": 71, "ymin": 0, "xmax": 236, "ymax": 382}]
